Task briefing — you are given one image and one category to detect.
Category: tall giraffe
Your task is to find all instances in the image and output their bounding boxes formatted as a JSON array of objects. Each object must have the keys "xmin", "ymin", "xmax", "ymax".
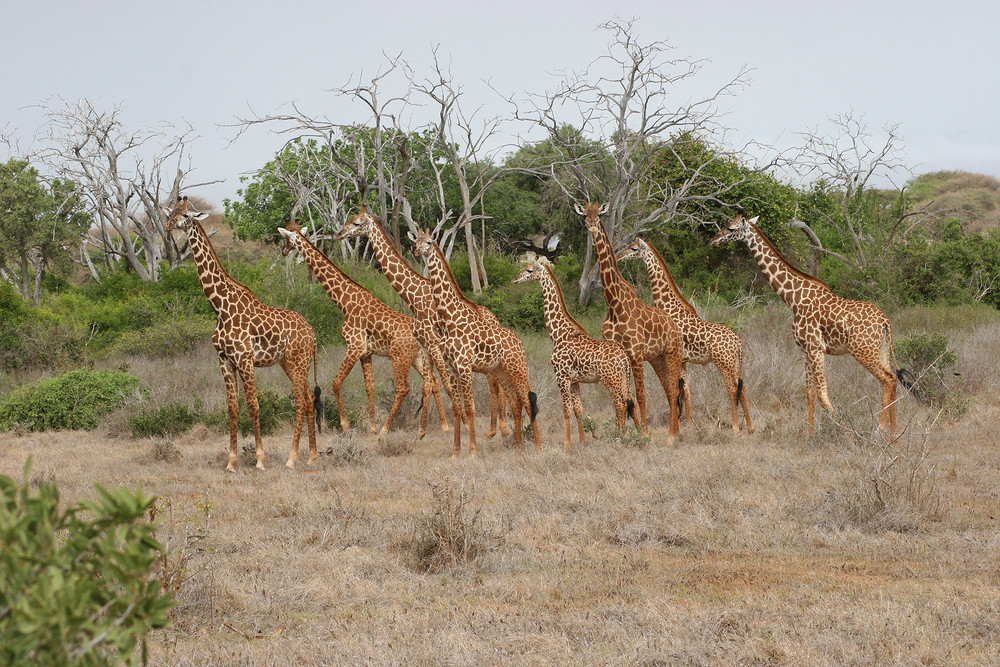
[
  {"xmin": 618, "ymin": 237, "xmax": 755, "ymax": 433},
  {"xmin": 710, "ymin": 214, "xmax": 901, "ymax": 433},
  {"xmin": 412, "ymin": 229, "xmax": 541, "ymax": 457},
  {"xmin": 334, "ymin": 206, "xmax": 510, "ymax": 439},
  {"xmin": 164, "ymin": 196, "xmax": 318, "ymax": 471},
  {"xmin": 576, "ymin": 202, "xmax": 683, "ymax": 443},
  {"xmin": 277, "ymin": 221, "xmax": 448, "ymax": 439},
  {"xmin": 513, "ymin": 260, "xmax": 639, "ymax": 450}
]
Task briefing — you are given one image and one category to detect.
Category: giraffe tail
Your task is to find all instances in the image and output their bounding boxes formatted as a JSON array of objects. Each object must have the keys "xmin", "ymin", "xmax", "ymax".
[
  {"xmin": 886, "ymin": 320, "xmax": 922, "ymax": 402},
  {"xmin": 677, "ymin": 377, "xmax": 685, "ymax": 420},
  {"xmin": 626, "ymin": 399, "xmax": 635, "ymax": 421},
  {"xmin": 737, "ymin": 378, "xmax": 744, "ymax": 403},
  {"xmin": 415, "ymin": 391, "xmax": 425, "ymax": 417},
  {"xmin": 528, "ymin": 391, "xmax": 539, "ymax": 422}
]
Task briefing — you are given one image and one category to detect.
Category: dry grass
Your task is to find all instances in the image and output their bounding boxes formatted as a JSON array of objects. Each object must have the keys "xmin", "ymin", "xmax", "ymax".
[{"xmin": 2, "ymin": 305, "xmax": 999, "ymax": 665}]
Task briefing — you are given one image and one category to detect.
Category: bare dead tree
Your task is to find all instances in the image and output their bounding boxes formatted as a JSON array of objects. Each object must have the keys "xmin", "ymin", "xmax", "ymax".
[
  {"xmin": 33, "ymin": 98, "xmax": 217, "ymax": 282},
  {"xmin": 502, "ymin": 18, "xmax": 758, "ymax": 305},
  {"xmin": 792, "ymin": 112, "xmax": 914, "ymax": 272}
]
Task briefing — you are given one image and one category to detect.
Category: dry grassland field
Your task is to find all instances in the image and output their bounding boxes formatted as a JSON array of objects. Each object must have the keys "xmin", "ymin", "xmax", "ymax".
[{"xmin": 2, "ymin": 303, "xmax": 1000, "ymax": 665}]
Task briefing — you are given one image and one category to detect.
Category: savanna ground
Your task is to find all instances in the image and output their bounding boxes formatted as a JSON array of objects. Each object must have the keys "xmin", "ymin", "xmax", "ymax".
[{"xmin": 2, "ymin": 303, "xmax": 999, "ymax": 666}]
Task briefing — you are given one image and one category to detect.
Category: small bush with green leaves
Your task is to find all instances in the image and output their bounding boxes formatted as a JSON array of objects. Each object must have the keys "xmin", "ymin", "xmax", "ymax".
[
  {"xmin": 201, "ymin": 390, "xmax": 296, "ymax": 436},
  {"xmin": 896, "ymin": 332, "xmax": 959, "ymax": 406},
  {"xmin": 0, "ymin": 368, "xmax": 148, "ymax": 432},
  {"xmin": 130, "ymin": 401, "xmax": 204, "ymax": 438},
  {"xmin": 0, "ymin": 459, "xmax": 174, "ymax": 665}
]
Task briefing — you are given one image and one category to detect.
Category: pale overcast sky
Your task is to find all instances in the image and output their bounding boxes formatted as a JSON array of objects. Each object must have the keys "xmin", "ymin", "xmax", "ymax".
[{"xmin": 2, "ymin": 0, "xmax": 998, "ymax": 207}]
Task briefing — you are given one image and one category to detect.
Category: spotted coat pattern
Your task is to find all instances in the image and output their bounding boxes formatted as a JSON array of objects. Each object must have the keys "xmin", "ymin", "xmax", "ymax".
[
  {"xmin": 618, "ymin": 238, "xmax": 755, "ymax": 433},
  {"xmin": 514, "ymin": 260, "xmax": 640, "ymax": 450},
  {"xmin": 413, "ymin": 230, "xmax": 542, "ymax": 457},
  {"xmin": 335, "ymin": 207, "xmax": 510, "ymax": 438},
  {"xmin": 577, "ymin": 202, "xmax": 684, "ymax": 444},
  {"xmin": 710, "ymin": 214, "xmax": 899, "ymax": 434},
  {"xmin": 165, "ymin": 197, "xmax": 318, "ymax": 471},
  {"xmin": 278, "ymin": 222, "xmax": 447, "ymax": 439}
]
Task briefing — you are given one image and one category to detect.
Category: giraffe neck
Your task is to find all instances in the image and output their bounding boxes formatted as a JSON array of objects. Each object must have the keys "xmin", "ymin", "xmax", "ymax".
[
  {"xmin": 425, "ymin": 244, "xmax": 477, "ymax": 328},
  {"xmin": 744, "ymin": 224, "xmax": 823, "ymax": 305},
  {"xmin": 641, "ymin": 244, "xmax": 698, "ymax": 318},
  {"xmin": 185, "ymin": 220, "xmax": 255, "ymax": 314},
  {"xmin": 365, "ymin": 218, "xmax": 429, "ymax": 309},
  {"xmin": 537, "ymin": 265, "xmax": 588, "ymax": 344},
  {"xmin": 294, "ymin": 234, "xmax": 372, "ymax": 312},
  {"xmin": 590, "ymin": 219, "xmax": 639, "ymax": 312}
]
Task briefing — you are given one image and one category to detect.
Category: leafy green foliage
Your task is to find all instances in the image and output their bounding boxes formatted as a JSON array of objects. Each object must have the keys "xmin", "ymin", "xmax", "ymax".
[
  {"xmin": 0, "ymin": 459, "xmax": 173, "ymax": 665},
  {"xmin": 129, "ymin": 401, "xmax": 203, "ymax": 438},
  {"xmin": 0, "ymin": 368, "xmax": 148, "ymax": 432},
  {"xmin": 201, "ymin": 390, "xmax": 296, "ymax": 437}
]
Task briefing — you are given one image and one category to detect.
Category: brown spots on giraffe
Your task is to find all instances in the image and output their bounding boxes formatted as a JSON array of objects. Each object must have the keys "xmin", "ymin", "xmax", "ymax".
[
  {"xmin": 277, "ymin": 222, "xmax": 449, "ymax": 439},
  {"xmin": 576, "ymin": 202, "xmax": 684, "ymax": 444},
  {"xmin": 514, "ymin": 260, "xmax": 640, "ymax": 450},
  {"xmin": 618, "ymin": 238, "xmax": 754, "ymax": 433},
  {"xmin": 414, "ymin": 229, "xmax": 541, "ymax": 457},
  {"xmin": 711, "ymin": 214, "xmax": 901, "ymax": 434},
  {"xmin": 163, "ymin": 196, "xmax": 319, "ymax": 471}
]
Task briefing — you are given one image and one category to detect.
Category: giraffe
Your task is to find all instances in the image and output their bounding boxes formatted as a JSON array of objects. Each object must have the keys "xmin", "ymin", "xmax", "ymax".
[
  {"xmin": 277, "ymin": 221, "xmax": 448, "ymax": 439},
  {"xmin": 710, "ymin": 214, "xmax": 901, "ymax": 434},
  {"xmin": 164, "ymin": 196, "xmax": 318, "ymax": 471},
  {"xmin": 412, "ymin": 228, "xmax": 541, "ymax": 457},
  {"xmin": 334, "ymin": 206, "xmax": 510, "ymax": 439},
  {"xmin": 576, "ymin": 202, "xmax": 684, "ymax": 443},
  {"xmin": 513, "ymin": 260, "xmax": 639, "ymax": 450},
  {"xmin": 618, "ymin": 237, "xmax": 755, "ymax": 433}
]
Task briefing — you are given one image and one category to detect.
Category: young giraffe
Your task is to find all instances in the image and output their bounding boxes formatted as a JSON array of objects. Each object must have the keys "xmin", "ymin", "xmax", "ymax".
[
  {"xmin": 277, "ymin": 221, "xmax": 448, "ymax": 439},
  {"xmin": 164, "ymin": 196, "xmax": 318, "ymax": 471},
  {"xmin": 576, "ymin": 202, "xmax": 684, "ymax": 443},
  {"xmin": 710, "ymin": 214, "xmax": 901, "ymax": 434},
  {"xmin": 412, "ymin": 229, "xmax": 541, "ymax": 457},
  {"xmin": 618, "ymin": 237, "xmax": 755, "ymax": 433},
  {"xmin": 334, "ymin": 206, "xmax": 510, "ymax": 439},
  {"xmin": 513, "ymin": 260, "xmax": 639, "ymax": 450}
]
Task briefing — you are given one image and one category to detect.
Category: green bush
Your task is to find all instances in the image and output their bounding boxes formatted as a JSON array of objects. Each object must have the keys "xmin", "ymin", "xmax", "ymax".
[
  {"xmin": 896, "ymin": 332, "xmax": 959, "ymax": 406},
  {"xmin": 0, "ymin": 368, "xmax": 148, "ymax": 432},
  {"xmin": 130, "ymin": 401, "xmax": 203, "ymax": 438},
  {"xmin": 202, "ymin": 389, "xmax": 296, "ymax": 436},
  {"xmin": 0, "ymin": 459, "xmax": 173, "ymax": 664},
  {"xmin": 106, "ymin": 314, "xmax": 214, "ymax": 358}
]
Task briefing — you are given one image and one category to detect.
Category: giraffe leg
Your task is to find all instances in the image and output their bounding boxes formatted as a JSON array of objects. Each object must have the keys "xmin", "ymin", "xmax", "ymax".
[
  {"xmin": 716, "ymin": 360, "xmax": 742, "ymax": 433},
  {"xmin": 495, "ymin": 369, "xmax": 525, "ymax": 451},
  {"xmin": 380, "ymin": 341, "xmax": 414, "ymax": 437},
  {"xmin": 680, "ymin": 363, "xmax": 693, "ymax": 426},
  {"xmin": 415, "ymin": 347, "xmax": 449, "ymax": 436},
  {"xmin": 332, "ymin": 347, "xmax": 364, "ymax": 432},
  {"xmin": 571, "ymin": 382, "xmax": 586, "ymax": 448},
  {"xmin": 649, "ymin": 354, "xmax": 681, "ymax": 445},
  {"xmin": 487, "ymin": 373, "xmax": 510, "ymax": 438},
  {"xmin": 629, "ymin": 356, "xmax": 649, "ymax": 435},
  {"xmin": 281, "ymin": 355, "xmax": 316, "ymax": 468},
  {"xmin": 219, "ymin": 357, "xmax": 240, "ymax": 472},
  {"xmin": 237, "ymin": 361, "xmax": 265, "ymax": 470},
  {"xmin": 854, "ymin": 352, "xmax": 898, "ymax": 436},
  {"xmin": 360, "ymin": 356, "xmax": 378, "ymax": 434},
  {"xmin": 556, "ymin": 376, "xmax": 574, "ymax": 452},
  {"xmin": 457, "ymin": 367, "xmax": 478, "ymax": 457},
  {"xmin": 425, "ymin": 339, "xmax": 457, "ymax": 433}
]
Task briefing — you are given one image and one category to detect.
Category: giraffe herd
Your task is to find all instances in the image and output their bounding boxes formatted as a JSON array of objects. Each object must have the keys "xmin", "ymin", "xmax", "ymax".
[{"xmin": 164, "ymin": 196, "xmax": 907, "ymax": 471}]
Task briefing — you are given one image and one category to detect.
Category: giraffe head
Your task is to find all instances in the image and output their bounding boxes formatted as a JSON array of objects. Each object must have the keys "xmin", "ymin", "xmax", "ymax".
[
  {"xmin": 710, "ymin": 214, "xmax": 758, "ymax": 247},
  {"xmin": 163, "ymin": 196, "xmax": 208, "ymax": 232},
  {"xmin": 616, "ymin": 237, "xmax": 649, "ymax": 263},
  {"xmin": 512, "ymin": 259, "xmax": 546, "ymax": 285},
  {"xmin": 410, "ymin": 228, "xmax": 435, "ymax": 260},
  {"xmin": 574, "ymin": 201, "xmax": 609, "ymax": 235},
  {"xmin": 277, "ymin": 221, "xmax": 305, "ymax": 257},
  {"xmin": 335, "ymin": 205, "xmax": 377, "ymax": 242}
]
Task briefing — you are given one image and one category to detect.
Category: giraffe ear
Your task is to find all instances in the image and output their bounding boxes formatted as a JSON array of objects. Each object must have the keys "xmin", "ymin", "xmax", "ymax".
[
  {"xmin": 406, "ymin": 230, "xmax": 417, "ymax": 244},
  {"xmin": 573, "ymin": 203, "xmax": 585, "ymax": 216},
  {"xmin": 747, "ymin": 216, "xmax": 759, "ymax": 225},
  {"xmin": 598, "ymin": 203, "xmax": 609, "ymax": 215},
  {"xmin": 277, "ymin": 227, "xmax": 294, "ymax": 240},
  {"xmin": 192, "ymin": 212, "xmax": 209, "ymax": 221}
]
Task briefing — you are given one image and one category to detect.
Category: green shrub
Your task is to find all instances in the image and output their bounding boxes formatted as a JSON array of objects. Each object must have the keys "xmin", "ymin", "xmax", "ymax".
[
  {"xmin": 0, "ymin": 459, "xmax": 173, "ymax": 664},
  {"xmin": 202, "ymin": 390, "xmax": 296, "ymax": 436},
  {"xmin": 0, "ymin": 368, "xmax": 148, "ymax": 432},
  {"xmin": 130, "ymin": 401, "xmax": 203, "ymax": 438},
  {"xmin": 896, "ymin": 332, "xmax": 959, "ymax": 406},
  {"xmin": 106, "ymin": 314, "xmax": 214, "ymax": 358}
]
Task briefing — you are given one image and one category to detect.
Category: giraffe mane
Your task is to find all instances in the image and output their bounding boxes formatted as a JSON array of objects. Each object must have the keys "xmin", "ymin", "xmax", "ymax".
[{"xmin": 749, "ymin": 220, "xmax": 833, "ymax": 290}]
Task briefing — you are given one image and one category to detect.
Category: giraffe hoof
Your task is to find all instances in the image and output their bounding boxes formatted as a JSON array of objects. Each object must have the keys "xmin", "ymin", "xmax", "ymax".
[
  {"xmin": 307, "ymin": 455, "xmax": 318, "ymax": 465},
  {"xmin": 225, "ymin": 464, "xmax": 236, "ymax": 473},
  {"xmin": 285, "ymin": 460, "xmax": 295, "ymax": 469},
  {"xmin": 441, "ymin": 425, "xmax": 450, "ymax": 434}
]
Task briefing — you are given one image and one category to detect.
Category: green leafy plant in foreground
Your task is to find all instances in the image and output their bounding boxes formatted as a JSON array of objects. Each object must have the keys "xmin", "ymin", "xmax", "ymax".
[{"xmin": 0, "ymin": 459, "xmax": 173, "ymax": 665}]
